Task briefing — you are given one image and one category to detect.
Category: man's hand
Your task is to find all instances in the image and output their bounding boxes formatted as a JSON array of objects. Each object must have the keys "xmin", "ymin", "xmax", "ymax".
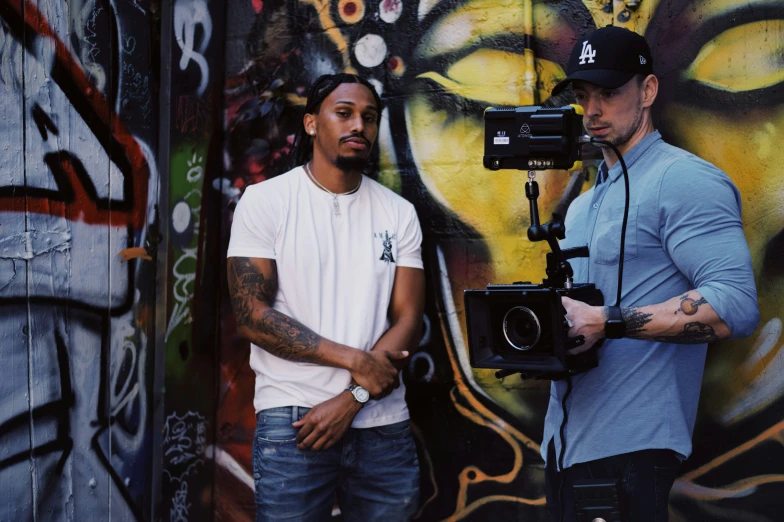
[
  {"xmin": 350, "ymin": 350, "xmax": 408, "ymax": 398},
  {"xmin": 562, "ymin": 296, "xmax": 606, "ymax": 355},
  {"xmin": 292, "ymin": 393, "xmax": 362, "ymax": 451}
]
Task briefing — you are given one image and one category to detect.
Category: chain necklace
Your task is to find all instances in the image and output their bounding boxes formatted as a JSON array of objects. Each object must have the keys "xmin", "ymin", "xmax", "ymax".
[{"xmin": 303, "ymin": 163, "xmax": 362, "ymax": 217}]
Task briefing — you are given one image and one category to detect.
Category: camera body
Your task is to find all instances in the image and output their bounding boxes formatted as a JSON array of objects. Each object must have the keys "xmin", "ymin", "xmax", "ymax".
[
  {"xmin": 465, "ymin": 282, "xmax": 603, "ymax": 379},
  {"xmin": 483, "ymin": 105, "xmax": 585, "ymax": 171}
]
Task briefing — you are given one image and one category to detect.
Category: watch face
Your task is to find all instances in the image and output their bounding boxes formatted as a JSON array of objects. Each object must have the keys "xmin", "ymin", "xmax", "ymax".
[{"xmin": 354, "ymin": 386, "xmax": 370, "ymax": 403}]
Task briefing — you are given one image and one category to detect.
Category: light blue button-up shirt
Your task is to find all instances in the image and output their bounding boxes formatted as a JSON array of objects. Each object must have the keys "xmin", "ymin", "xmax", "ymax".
[{"xmin": 542, "ymin": 130, "xmax": 759, "ymax": 469}]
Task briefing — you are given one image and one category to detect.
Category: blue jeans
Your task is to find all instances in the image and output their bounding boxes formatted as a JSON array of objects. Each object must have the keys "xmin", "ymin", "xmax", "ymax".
[
  {"xmin": 545, "ymin": 441, "xmax": 680, "ymax": 522},
  {"xmin": 253, "ymin": 406, "xmax": 420, "ymax": 522}
]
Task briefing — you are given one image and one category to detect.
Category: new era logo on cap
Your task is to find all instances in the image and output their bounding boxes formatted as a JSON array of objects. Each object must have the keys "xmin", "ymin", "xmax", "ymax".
[{"xmin": 552, "ymin": 26, "xmax": 654, "ymax": 95}]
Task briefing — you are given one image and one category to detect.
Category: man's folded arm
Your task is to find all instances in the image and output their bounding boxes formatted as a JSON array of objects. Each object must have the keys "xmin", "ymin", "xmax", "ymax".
[
  {"xmin": 371, "ymin": 266, "xmax": 426, "ymax": 360},
  {"xmin": 228, "ymin": 256, "xmax": 348, "ymax": 365},
  {"xmin": 227, "ymin": 256, "xmax": 406, "ymax": 396}
]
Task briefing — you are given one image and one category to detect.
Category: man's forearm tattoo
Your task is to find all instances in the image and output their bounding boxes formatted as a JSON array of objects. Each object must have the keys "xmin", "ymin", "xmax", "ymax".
[
  {"xmin": 675, "ymin": 294, "xmax": 708, "ymax": 316},
  {"xmin": 228, "ymin": 257, "xmax": 323, "ymax": 363},
  {"xmin": 250, "ymin": 309, "xmax": 322, "ymax": 363},
  {"xmin": 652, "ymin": 322, "xmax": 719, "ymax": 344},
  {"xmin": 620, "ymin": 307, "xmax": 653, "ymax": 338}
]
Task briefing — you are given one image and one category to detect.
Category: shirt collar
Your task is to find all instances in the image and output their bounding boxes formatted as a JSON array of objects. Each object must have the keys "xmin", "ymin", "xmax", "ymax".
[{"xmin": 599, "ymin": 130, "xmax": 662, "ymax": 184}]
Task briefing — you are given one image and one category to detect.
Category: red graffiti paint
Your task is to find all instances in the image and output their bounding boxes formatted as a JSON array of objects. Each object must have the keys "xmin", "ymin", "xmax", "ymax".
[{"xmin": 0, "ymin": 0, "xmax": 150, "ymax": 229}]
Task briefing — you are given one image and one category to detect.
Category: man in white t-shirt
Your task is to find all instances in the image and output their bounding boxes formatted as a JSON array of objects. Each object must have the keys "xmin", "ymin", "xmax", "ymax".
[{"xmin": 227, "ymin": 74, "xmax": 424, "ymax": 522}]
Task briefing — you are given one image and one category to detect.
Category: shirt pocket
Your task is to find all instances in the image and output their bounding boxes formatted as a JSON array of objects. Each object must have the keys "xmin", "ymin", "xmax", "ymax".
[{"xmin": 593, "ymin": 204, "xmax": 639, "ymax": 265}]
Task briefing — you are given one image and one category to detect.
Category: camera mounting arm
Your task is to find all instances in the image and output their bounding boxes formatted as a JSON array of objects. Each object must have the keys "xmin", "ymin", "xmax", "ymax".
[
  {"xmin": 525, "ymin": 171, "xmax": 565, "ymax": 252},
  {"xmin": 525, "ymin": 171, "xmax": 588, "ymax": 288}
]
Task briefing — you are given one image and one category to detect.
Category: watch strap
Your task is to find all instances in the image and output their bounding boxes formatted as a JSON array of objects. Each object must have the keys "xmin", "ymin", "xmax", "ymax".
[{"xmin": 605, "ymin": 306, "xmax": 626, "ymax": 339}]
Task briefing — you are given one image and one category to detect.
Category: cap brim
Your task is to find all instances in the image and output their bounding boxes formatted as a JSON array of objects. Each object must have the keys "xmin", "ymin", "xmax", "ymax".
[{"xmin": 551, "ymin": 69, "xmax": 636, "ymax": 96}]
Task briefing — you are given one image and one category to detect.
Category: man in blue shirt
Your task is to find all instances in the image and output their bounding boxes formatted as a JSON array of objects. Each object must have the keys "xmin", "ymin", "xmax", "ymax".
[{"xmin": 542, "ymin": 26, "xmax": 760, "ymax": 522}]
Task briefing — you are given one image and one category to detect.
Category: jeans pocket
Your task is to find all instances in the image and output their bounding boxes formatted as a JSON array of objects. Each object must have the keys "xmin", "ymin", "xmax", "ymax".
[
  {"xmin": 256, "ymin": 413, "xmax": 298, "ymax": 443},
  {"xmin": 373, "ymin": 420, "xmax": 411, "ymax": 438},
  {"xmin": 654, "ymin": 464, "xmax": 678, "ymax": 522}
]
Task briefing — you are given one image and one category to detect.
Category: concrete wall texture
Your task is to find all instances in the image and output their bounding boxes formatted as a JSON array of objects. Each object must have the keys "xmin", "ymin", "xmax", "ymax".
[{"xmin": 1, "ymin": 0, "xmax": 782, "ymax": 520}]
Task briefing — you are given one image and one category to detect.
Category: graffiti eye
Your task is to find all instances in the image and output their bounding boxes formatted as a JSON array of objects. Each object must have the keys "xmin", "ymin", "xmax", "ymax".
[
  {"xmin": 417, "ymin": 49, "xmax": 530, "ymax": 106},
  {"xmin": 683, "ymin": 19, "xmax": 784, "ymax": 92},
  {"xmin": 417, "ymin": 50, "xmax": 565, "ymax": 107}
]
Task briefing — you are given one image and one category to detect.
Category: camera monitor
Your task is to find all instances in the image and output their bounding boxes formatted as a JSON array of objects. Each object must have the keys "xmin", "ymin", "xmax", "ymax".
[{"xmin": 483, "ymin": 105, "xmax": 584, "ymax": 171}]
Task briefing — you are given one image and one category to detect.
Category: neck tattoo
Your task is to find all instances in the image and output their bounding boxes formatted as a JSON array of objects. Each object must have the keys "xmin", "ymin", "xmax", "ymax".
[{"xmin": 303, "ymin": 162, "xmax": 362, "ymax": 217}]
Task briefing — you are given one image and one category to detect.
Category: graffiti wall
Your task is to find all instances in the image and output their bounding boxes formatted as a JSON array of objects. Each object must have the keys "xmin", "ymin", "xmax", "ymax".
[
  {"xmin": 0, "ymin": 0, "xmax": 160, "ymax": 519},
  {"xmin": 218, "ymin": 0, "xmax": 784, "ymax": 520},
  {"xmin": 160, "ymin": 0, "xmax": 227, "ymax": 519}
]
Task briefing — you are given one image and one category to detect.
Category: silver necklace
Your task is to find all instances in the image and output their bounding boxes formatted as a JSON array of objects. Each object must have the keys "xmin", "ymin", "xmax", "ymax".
[{"xmin": 303, "ymin": 163, "xmax": 362, "ymax": 217}]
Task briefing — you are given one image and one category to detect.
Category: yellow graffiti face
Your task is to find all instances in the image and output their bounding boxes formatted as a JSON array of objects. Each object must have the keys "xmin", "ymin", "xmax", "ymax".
[{"xmin": 396, "ymin": 0, "xmax": 593, "ymax": 420}]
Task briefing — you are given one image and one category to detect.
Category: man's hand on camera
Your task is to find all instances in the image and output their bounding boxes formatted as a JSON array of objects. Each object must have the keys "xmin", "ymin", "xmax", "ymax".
[
  {"xmin": 562, "ymin": 296, "xmax": 606, "ymax": 355},
  {"xmin": 349, "ymin": 350, "xmax": 406, "ymax": 399}
]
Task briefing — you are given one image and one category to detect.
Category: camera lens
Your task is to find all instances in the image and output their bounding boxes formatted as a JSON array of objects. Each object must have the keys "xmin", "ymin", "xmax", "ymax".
[{"xmin": 502, "ymin": 306, "xmax": 541, "ymax": 351}]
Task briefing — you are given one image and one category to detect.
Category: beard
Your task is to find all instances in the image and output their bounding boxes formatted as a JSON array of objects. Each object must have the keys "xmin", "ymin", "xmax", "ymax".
[
  {"xmin": 587, "ymin": 98, "xmax": 645, "ymax": 151},
  {"xmin": 335, "ymin": 154, "xmax": 369, "ymax": 173},
  {"xmin": 609, "ymin": 105, "xmax": 644, "ymax": 149}
]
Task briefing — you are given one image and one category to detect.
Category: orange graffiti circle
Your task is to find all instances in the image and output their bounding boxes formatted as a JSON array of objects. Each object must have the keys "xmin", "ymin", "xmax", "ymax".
[
  {"xmin": 338, "ymin": 0, "xmax": 365, "ymax": 24},
  {"xmin": 388, "ymin": 56, "xmax": 406, "ymax": 77}
]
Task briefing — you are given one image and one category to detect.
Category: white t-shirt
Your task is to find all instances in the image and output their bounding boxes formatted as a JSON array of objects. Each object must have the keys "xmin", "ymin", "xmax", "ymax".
[{"xmin": 227, "ymin": 166, "xmax": 423, "ymax": 428}]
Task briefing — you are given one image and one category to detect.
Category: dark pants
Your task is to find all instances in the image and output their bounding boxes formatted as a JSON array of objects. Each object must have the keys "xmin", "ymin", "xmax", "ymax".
[{"xmin": 545, "ymin": 441, "xmax": 680, "ymax": 522}]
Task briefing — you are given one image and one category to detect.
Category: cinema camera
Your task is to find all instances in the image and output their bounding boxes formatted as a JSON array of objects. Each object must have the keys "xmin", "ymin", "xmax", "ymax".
[{"xmin": 465, "ymin": 105, "xmax": 604, "ymax": 380}]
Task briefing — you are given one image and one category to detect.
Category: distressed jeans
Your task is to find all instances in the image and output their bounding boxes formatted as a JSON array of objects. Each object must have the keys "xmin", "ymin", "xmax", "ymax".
[
  {"xmin": 253, "ymin": 406, "xmax": 420, "ymax": 522},
  {"xmin": 545, "ymin": 441, "xmax": 680, "ymax": 522}
]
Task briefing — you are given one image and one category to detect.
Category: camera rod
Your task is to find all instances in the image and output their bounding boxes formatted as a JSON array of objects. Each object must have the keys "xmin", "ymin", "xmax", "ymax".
[{"xmin": 525, "ymin": 171, "xmax": 589, "ymax": 289}]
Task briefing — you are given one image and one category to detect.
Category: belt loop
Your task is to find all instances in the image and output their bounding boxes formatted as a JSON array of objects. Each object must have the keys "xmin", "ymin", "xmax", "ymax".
[{"xmin": 291, "ymin": 406, "xmax": 298, "ymax": 423}]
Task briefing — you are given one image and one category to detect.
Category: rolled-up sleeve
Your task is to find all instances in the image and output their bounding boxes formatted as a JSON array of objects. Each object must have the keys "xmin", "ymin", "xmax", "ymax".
[{"xmin": 658, "ymin": 159, "xmax": 760, "ymax": 338}]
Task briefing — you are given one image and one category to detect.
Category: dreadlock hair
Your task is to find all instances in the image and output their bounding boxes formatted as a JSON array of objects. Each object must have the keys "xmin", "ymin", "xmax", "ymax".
[{"xmin": 292, "ymin": 73, "xmax": 384, "ymax": 168}]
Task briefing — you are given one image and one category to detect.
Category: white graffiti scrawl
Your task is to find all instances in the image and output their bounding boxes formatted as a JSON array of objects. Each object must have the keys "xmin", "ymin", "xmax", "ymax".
[
  {"xmin": 163, "ymin": 410, "xmax": 208, "ymax": 483},
  {"xmin": 170, "ymin": 480, "xmax": 190, "ymax": 522},
  {"xmin": 173, "ymin": 0, "xmax": 212, "ymax": 97}
]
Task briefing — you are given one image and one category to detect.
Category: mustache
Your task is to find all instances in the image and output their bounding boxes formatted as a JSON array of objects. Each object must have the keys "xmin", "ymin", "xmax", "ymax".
[
  {"xmin": 586, "ymin": 119, "xmax": 610, "ymax": 129},
  {"xmin": 340, "ymin": 133, "xmax": 370, "ymax": 146}
]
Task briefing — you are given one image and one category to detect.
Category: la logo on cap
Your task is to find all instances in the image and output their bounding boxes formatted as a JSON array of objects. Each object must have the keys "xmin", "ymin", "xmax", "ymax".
[
  {"xmin": 578, "ymin": 41, "xmax": 596, "ymax": 65},
  {"xmin": 640, "ymin": 55, "xmax": 647, "ymax": 64}
]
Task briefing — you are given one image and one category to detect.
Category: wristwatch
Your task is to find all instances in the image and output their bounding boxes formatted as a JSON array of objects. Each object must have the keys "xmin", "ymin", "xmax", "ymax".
[
  {"xmin": 604, "ymin": 306, "xmax": 626, "ymax": 339},
  {"xmin": 347, "ymin": 384, "xmax": 370, "ymax": 405}
]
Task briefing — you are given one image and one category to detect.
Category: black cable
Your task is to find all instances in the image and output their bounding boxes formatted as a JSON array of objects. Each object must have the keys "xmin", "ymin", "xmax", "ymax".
[
  {"xmin": 557, "ymin": 374, "xmax": 573, "ymax": 522},
  {"xmin": 589, "ymin": 138, "xmax": 631, "ymax": 307},
  {"xmin": 555, "ymin": 139, "xmax": 630, "ymax": 522}
]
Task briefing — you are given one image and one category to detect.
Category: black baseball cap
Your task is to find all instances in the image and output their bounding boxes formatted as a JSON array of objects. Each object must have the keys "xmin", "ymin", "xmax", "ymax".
[{"xmin": 552, "ymin": 26, "xmax": 653, "ymax": 95}]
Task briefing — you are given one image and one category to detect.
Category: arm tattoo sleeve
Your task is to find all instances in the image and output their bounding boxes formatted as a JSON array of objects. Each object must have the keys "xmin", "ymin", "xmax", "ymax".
[
  {"xmin": 652, "ymin": 322, "xmax": 719, "ymax": 344},
  {"xmin": 228, "ymin": 258, "xmax": 323, "ymax": 363},
  {"xmin": 620, "ymin": 307, "xmax": 653, "ymax": 338},
  {"xmin": 251, "ymin": 309, "xmax": 322, "ymax": 363}
]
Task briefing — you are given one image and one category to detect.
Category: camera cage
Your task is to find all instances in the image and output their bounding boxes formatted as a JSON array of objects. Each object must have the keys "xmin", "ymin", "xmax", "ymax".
[{"xmin": 465, "ymin": 105, "xmax": 605, "ymax": 381}]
